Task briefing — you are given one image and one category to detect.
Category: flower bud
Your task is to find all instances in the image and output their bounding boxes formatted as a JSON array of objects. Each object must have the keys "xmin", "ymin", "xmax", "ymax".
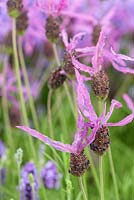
[
  {"xmin": 14, "ymin": 148, "xmax": 23, "ymax": 166},
  {"xmin": 91, "ymin": 70, "xmax": 110, "ymax": 100},
  {"xmin": 16, "ymin": 10, "xmax": 28, "ymax": 35},
  {"xmin": 90, "ymin": 126, "xmax": 110, "ymax": 155},
  {"xmin": 69, "ymin": 150, "xmax": 90, "ymax": 176},
  {"xmin": 45, "ymin": 15, "xmax": 61, "ymax": 43},
  {"xmin": 7, "ymin": 0, "xmax": 23, "ymax": 18},
  {"xmin": 48, "ymin": 67, "xmax": 66, "ymax": 89},
  {"xmin": 63, "ymin": 52, "xmax": 75, "ymax": 76}
]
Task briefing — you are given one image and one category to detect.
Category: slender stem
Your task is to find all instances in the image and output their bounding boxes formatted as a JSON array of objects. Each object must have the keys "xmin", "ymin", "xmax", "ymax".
[
  {"xmin": 12, "ymin": 18, "xmax": 28, "ymax": 125},
  {"xmin": 108, "ymin": 147, "xmax": 120, "ymax": 200},
  {"xmin": 47, "ymin": 89, "xmax": 54, "ymax": 138},
  {"xmin": 18, "ymin": 37, "xmax": 39, "ymax": 130},
  {"xmin": 98, "ymin": 100, "xmax": 105, "ymax": 200},
  {"xmin": 1, "ymin": 56, "xmax": 14, "ymax": 151},
  {"xmin": 88, "ymin": 151, "xmax": 100, "ymax": 194},
  {"xmin": 79, "ymin": 177, "xmax": 88, "ymax": 200},
  {"xmin": 12, "ymin": 18, "xmax": 36, "ymax": 159},
  {"xmin": 17, "ymin": 165, "xmax": 21, "ymax": 200},
  {"xmin": 31, "ymin": 183, "xmax": 36, "ymax": 200},
  {"xmin": 64, "ymin": 82, "xmax": 77, "ymax": 120},
  {"xmin": 52, "ymin": 43, "xmax": 60, "ymax": 66},
  {"xmin": 99, "ymin": 156, "xmax": 104, "ymax": 200}
]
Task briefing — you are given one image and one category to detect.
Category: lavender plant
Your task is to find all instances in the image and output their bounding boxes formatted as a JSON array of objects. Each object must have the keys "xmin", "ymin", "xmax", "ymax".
[{"xmin": 0, "ymin": 0, "xmax": 134, "ymax": 199}]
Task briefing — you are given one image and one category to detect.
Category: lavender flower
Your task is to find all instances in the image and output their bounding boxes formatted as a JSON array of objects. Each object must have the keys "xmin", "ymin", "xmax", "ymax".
[
  {"xmin": 75, "ymin": 69, "xmax": 134, "ymax": 154},
  {"xmin": 41, "ymin": 161, "xmax": 62, "ymax": 189},
  {"xmin": 20, "ymin": 162, "xmax": 39, "ymax": 200},
  {"xmin": 16, "ymin": 111, "xmax": 97, "ymax": 176},
  {"xmin": 0, "ymin": 140, "xmax": 6, "ymax": 159},
  {"xmin": 0, "ymin": 140, "xmax": 6, "ymax": 186},
  {"xmin": 73, "ymin": 29, "xmax": 134, "ymax": 75},
  {"xmin": 0, "ymin": 66, "xmax": 41, "ymax": 110}
]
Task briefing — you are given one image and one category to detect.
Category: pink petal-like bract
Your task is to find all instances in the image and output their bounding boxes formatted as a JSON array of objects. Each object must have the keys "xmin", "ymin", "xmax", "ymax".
[
  {"xmin": 75, "ymin": 69, "xmax": 97, "ymax": 122},
  {"xmin": 16, "ymin": 126, "xmax": 72, "ymax": 153},
  {"xmin": 102, "ymin": 99, "xmax": 122, "ymax": 124},
  {"xmin": 106, "ymin": 114, "xmax": 134, "ymax": 127}
]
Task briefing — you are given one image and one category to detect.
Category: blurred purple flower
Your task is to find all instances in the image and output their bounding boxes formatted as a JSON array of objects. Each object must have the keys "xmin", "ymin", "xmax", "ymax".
[
  {"xmin": 0, "ymin": 140, "xmax": 6, "ymax": 159},
  {"xmin": 0, "ymin": 66, "xmax": 41, "ymax": 109},
  {"xmin": 20, "ymin": 162, "xmax": 39, "ymax": 200},
  {"xmin": 0, "ymin": 140, "xmax": 6, "ymax": 186},
  {"xmin": 41, "ymin": 161, "xmax": 62, "ymax": 189},
  {"xmin": 36, "ymin": 0, "xmax": 68, "ymax": 16}
]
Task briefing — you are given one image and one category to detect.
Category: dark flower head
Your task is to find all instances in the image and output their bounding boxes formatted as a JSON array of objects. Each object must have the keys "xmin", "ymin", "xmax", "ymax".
[{"xmin": 48, "ymin": 67, "xmax": 67, "ymax": 89}]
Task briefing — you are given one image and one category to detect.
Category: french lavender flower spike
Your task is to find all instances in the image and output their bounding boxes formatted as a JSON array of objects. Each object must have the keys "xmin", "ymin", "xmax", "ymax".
[
  {"xmin": 75, "ymin": 66, "xmax": 134, "ymax": 155},
  {"xmin": 16, "ymin": 126, "xmax": 72, "ymax": 153},
  {"xmin": 17, "ymin": 110, "xmax": 99, "ymax": 177}
]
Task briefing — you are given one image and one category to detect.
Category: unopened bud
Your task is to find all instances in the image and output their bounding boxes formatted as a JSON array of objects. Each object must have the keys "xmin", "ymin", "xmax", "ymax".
[{"xmin": 14, "ymin": 148, "xmax": 23, "ymax": 166}]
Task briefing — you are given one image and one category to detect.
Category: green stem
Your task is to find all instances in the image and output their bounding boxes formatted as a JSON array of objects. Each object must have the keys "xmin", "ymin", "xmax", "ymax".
[
  {"xmin": 47, "ymin": 89, "xmax": 54, "ymax": 138},
  {"xmin": 18, "ymin": 37, "xmax": 39, "ymax": 130},
  {"xmin": 52, "ymin": 43, "xmax": 60, "ymax": 66},
  {"xmin": 88, "ymin": 151, "xmax": 100, "ymax": 194},
  {"xmin": 108, "ymin": 147, "xmax": 120, "ymax": 200},
  {"xmin": 17, "ymin": 165, "xmax": 21, "ymax": 200},
  {"xmin": 98, "ymin": 100, "xmax": 105, "ymax": 200},
  {"xmin": 12, "ymin": 18, "xmax": 36, "ymax": 160},
  {"xmin": 99, "ymin": 156, "xmax": 104, "ymax": 200},
  {"xmin": 64, "ymin": 82, "xmax": 77, "ymax": 120},
  {"xmin": 12, "ymin": 18, "xmax": 28, "ymax": 125},
  {"xmin": 2, "ymin": 56, "xmax": 14, "ymax": 151},
  {"xmin": 79, "ymin": 177, "xmax": 88, "ymax": 200}
]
